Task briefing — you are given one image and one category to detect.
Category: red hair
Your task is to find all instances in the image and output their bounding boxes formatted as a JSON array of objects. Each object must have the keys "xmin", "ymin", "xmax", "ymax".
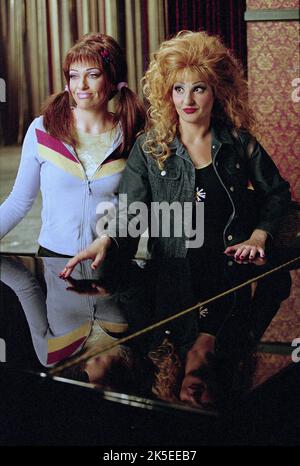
[{"xmin": 42, "ymin": 33, "xmax": 145, "ymax": 154}]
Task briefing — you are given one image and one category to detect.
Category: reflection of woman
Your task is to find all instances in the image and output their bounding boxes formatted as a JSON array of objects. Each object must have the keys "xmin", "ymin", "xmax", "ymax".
[
  {"xmin": 0, "ymin": 256, "xmax": 129, "ymax": 368},
  {"xmin": 0, "ymin": 33, "xmax": 145, "ymax": 256},
  {"xmin": 179, "ymin": 333, "xmax": 257, "ymax": 409},
  {"xmin": 147, "ymin": 334, "xmax": 256, "ymax": 409},
  {"xmin": 1, "ymin": 255, "xmax": 151, "ymax": 394},
  {"xmin": 146, "ymin": 255, "xmax": 291, "ymax": 409},
  {"xmin": 62, "ymin": 30, "xmax": 290, "ymax": 275},
  {"xmin": 179, "ymin": 334, "xmax": 216, "ymax": 406}
]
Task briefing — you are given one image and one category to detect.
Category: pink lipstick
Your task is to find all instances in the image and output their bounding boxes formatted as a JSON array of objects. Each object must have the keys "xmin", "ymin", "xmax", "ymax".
[{"xmin": 183, "ymin": 108, "xmax": 197, "ymax": 114}]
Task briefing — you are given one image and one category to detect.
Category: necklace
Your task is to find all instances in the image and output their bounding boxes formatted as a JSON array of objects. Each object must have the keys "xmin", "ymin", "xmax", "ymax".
[{"xmin": 195, "ymin": 187, "xmax": 206, "ymax": 202}]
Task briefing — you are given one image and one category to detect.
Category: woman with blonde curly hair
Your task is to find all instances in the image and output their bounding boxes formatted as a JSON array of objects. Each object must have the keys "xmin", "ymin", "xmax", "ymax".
[
  {"xmin": 62, "ymin": 30, "xmax": 290, "ymax": 275},
  {"xmin": 143, "ymin": 30, "xmax": 254, "ymax": 168}
]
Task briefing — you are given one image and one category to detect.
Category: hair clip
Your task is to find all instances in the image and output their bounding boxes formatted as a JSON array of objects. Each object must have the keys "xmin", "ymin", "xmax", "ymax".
[
  {"xmin": 100, "ymin": 49, "xmax": 111, "ymax": 65},
  {"xmin": 117, "ymin": 82, "xmax": 128, "ymax": 91}
]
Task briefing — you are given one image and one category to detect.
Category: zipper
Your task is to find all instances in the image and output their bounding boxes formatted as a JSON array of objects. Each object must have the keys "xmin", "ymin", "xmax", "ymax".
[
  {"xmin": 177, "ymin": 143, "xmax": 236, "ymax": 249},
  {"xmin": 89, "ymin": 124, "xmax": 123, "ymax": 182},
  {"xmin": 64, "ymin": 146, "xmax": 89, "ymax": 250},
  {"xmin": 76, "ymin": 128, "xmax": 123, "ymax": 249},
  {"xmin": 81, "ymin": 260, "xmax": 96, "ymax": 318},
  {"xmin": 211, "ymin": 144, "xmax": 236, "ymax": 249},
  {"xmin": 74, "ymin": 154, "xmax": 89, "ymax": 251},
  {"xmin": 62, "ymin": 143, "xmax": 95, "ymax": 250},
  {"xmin": 78, "ymin": 182, "xmax": 87, "ymax": 251},
  {"xmin": 211, "ymin": 142, "xmax": 238, "ymax": 314},
  {"xmin": 81, "ymin": 179, "xmax": 92, "ymax": 250}
]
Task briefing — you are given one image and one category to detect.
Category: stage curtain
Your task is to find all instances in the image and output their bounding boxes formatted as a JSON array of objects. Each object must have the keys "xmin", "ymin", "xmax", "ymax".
[
  {"xmin": 166, "ymin": 0, "xmax": 247, "ymax": 69},
  {"xmin": 0, "ymin": 0, "xmax": 167, "ymax": 144}
]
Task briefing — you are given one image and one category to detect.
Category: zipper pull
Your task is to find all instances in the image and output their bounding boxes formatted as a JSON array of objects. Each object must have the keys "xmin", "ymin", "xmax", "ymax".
[{"xmin": 87, "ymin": 180, "xmax": 91, "ymax": 194}]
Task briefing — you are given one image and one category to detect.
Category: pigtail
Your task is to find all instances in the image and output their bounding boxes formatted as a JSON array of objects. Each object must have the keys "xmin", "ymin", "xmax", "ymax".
[
  {"xmin": 42, "ymin": 90, "xmax": 76, "ymax": 147},
  {"xmin": 116, "ymin": 86, "xmax": 146, "ymax": 154}
]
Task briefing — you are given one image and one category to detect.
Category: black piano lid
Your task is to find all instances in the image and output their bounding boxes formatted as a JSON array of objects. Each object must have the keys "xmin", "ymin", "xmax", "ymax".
[{"xmin": 0, "ymin": 246, "xmax": 300, "ymax": 446}]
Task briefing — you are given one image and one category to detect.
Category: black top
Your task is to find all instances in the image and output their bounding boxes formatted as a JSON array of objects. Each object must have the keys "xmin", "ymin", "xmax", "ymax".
[{"xmin": 191, "ymin": 163, "xmax": 232, "ymax": 251}]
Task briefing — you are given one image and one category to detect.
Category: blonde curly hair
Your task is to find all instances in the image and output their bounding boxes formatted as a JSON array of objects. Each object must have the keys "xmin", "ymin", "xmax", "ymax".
[
  {"xmin": 148, "ymin": 338, "xmax": 183, "ymax": 402},
  {"xmin": 142, "ymin": 30, "xmax": 255, "ymax": 167}
]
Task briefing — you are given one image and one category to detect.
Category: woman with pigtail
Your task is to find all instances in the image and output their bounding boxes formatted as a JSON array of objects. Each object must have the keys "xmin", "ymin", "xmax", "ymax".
[{"xmin": 0, "ymin": 33, "xmax": 145, "ymax": 256}]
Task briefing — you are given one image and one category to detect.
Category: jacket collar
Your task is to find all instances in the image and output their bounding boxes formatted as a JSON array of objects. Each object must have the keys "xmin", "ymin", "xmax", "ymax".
[
  {"xmin": 38, "ymin": 115, "xmax": 123, "ymax": 161},
  {"xmin": 211, "ymin": 123, "xmax": 235, "ymax": 145},
  {"xmin": 170, "ymin": 122, "xmax": 235, "ymax": 162}
]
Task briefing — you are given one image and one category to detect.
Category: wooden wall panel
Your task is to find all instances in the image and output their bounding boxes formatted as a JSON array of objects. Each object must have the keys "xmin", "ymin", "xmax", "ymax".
[
  {"xmin": 246, "ymin": 0, "xmax": 300, "ymax": 343},
  {"xmin": 247, "ymin": 20, "xmax": 299, "ymax": 200},
  {"xmin": 247, "ymin": 0, "xmax": 299, "ymax": 9}
]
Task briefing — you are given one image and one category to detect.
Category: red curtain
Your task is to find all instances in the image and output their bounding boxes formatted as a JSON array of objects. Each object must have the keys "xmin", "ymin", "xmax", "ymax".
[{"xmin": 167, "ymin": 0, "xmax": 247, "ymax": 69}]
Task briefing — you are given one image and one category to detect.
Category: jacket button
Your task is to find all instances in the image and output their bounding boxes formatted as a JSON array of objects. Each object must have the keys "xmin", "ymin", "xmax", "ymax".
[
  {"xmin": 236, "ymin": 163, "xmax": 240, "ymax": 169},
  {"xmin": 230, "ymin": 186, "xmax": 234, "ymax": 192},
  {"xmin": 227, "ymin": 260, "xmax": 233, "ymax": 266},
  {"xmin": 227, "ymin": 234, "xmax": 233, "ymax": 241},
  {"xmin": 212, "ymin": 145, "xmax": 216, "ymax": 149},
  {"xmin": 215, "ymin": 161, "xmax": 219, "ymax": 167},
  {"xmin": 160, "ymin": 170, "xmax": 166, "ymax": 176},
  {"xmin": 165, "ymin": 330, "xmax": 171, "ymax": 335}
]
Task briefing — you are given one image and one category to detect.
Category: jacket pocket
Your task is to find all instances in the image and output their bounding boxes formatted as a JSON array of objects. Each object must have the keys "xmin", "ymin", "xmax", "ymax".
[
  {"xmin": 148, "ymin": 162, "xmax": 181, "ymax": 180},
  {"xmin": 148, "ymin": 162, "xmax": 182, "ymax": 202}
]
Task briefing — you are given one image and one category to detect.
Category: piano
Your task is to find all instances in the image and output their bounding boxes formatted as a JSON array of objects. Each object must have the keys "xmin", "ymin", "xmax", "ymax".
[{"xmin": 0, "ymin": 246, "xmax": 299, "ymax": 448}]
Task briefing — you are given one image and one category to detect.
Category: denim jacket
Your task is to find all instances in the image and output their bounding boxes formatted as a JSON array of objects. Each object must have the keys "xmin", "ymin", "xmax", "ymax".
[{"xmin": 108, "ymin": 124, "xmax": 291, "ymax": 258}]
